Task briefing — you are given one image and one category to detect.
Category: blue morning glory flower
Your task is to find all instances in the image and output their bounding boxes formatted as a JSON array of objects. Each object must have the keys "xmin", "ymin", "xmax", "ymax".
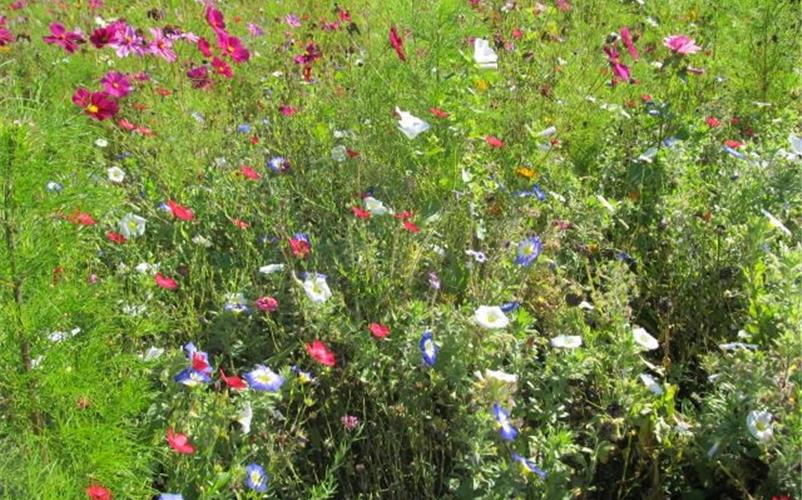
[
  {"xmin": 245, "ymin": 365, "xmax": 284, "ymax": 392},
  {"xmin": 516, "ymin": 183, "xmax": 546, "ymax": 201},
  {"xmin": 500, "ymin": 302, "xmax": 520, "ymax": 313},
  {"xmin": 723, "ymin": 146, "xmax": 745, "ymax": 159},
  {"xmin": 237, "ymin": 123, "xmax": 252, "ymax": 134},
  {"xmin": 245, "ymin": 462, "xmax": 268, "ymax": 492},
  {"xmin": 174, "ymin": 368, "xmax": 211, "ymax": 387},
  {"xmin": 267, "ymin": 156, "xmax": 290, "ymax": 173},
  {"xmin": 158, "ymin": 494, "xmax": 184, "ymax": 500},
  {"xmin": 419, "ymin": 330, "xmax": 439, "ymax": 367},
  {"xmin": 183, "ymin": 342, "xmax": 213, "ymax": 375},
  {"xmin": 515, "ymin": 236, "xmax": 542, "ymax": 266},
  {"xmin": 493, "ymin": 403, "xmax": 518, "ymax": 441},
  {"xmin": 511, "ymin": 452, "xmax": 547, "ymax": 479}
]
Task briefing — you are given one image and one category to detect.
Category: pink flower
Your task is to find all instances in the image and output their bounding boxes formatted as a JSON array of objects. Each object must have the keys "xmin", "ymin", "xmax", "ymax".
[
  {"xmin": 306, "ymin": 340, "xmax": 336, "ymax": 367},
  {"xmin": 620, "ymin": 27, "xmax": 639, "ymax": 60},
  {"xmin": 166, "ymin": 200, "xmax": 194, "ymax": 221},
  {"xmin": 388, "ymin": 26, "xmax": 406, "ymax": 62},
  {"xmin": 341, "ymin": 414, "xmax": 360, "ymax": 430},
  {"xmin": 279, "ymin": 105, "xmax": 298, "ymax": 116},
  {"xmin": 187, "ymin": 65, "xmax": 212, "ymax": 89},
  {"xmin": 166, "ymin": 428, "xmax": 195, "ymax": 454},
  {"xmin": 72, "ymin": 87, "xmax": 118, "ymax": 121},
  {"xmin": 247, "ymin": 23, "xmax": 264, "ymax": 37},
  {"xmin": 109, "ymin": 24, "xmax": 146, "ymax": 58},
  {"xmin": 0, "ymin": 28, "xmax": 13, "ymax": 47},
  {"xmin": 148, "ymin": 28, "xmax": 176, "ymax": 62},
  {"xmin": 485, "ymin": 135, "xmax": 504, "ymax": 148},
  {"xmin": 285, "ymin": 14, "xmax": 301, "ymax": 28},
  {"xmin": 663, "ymin": 35, "xmax": 701, "ymax": 55},
  {"xmin": 43, "ymin": 22, "xmax": 85, "ymax": 53},
  {"xmin": 211, "ymin": 56, "xmax": 233, "ymax": 78},
  {"xmin": 705, "ymin": 116, "xmax": 720, "ymax": 128},
  {"xmin": 86, "ymin": 484, "xmax": 112, "ymax": 500},
  {"xmin": 205, "ymin": 6, "xmax": 226, "ymax": 32},
  {"xmin": 155, "ymin": 273, "xmax": 179, "ymax": 290},
  {"xmin": 216, "ymin": 31, "xmax": 249, "ymax": 63},
  {"xmin": 255, "ymin": 296, "xmax": 278, "ymax": 312},
  {"xmin": 197, "ymin": 37, "xmax": 213, "ymax": 58},
  {"xmin": 100, "ymin": 71, "xmax": 131, "ymax": 98},
  {"xmin": 368, "ymin": 323, "xmax": 390, "ymax": 339}
]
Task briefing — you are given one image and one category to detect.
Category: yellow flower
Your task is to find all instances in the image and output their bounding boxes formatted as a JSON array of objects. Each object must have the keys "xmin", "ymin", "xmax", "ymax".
[
  {"xmin": 516, "ymin": 167, "xmax": 537, "ymax": 179},
  {"xmin": 475, "ymin": 79, "xmax": 490, "ymax": 92}
]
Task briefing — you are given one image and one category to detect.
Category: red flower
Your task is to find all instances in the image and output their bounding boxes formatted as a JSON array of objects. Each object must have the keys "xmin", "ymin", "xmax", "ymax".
[
  {"xmin": 511, "ymin": 28, "xmax": 523, "ymax": 40},
  {"xmin": 279, "ymin": 105, "xmax": 298, "ymax": 116},
  {"xmin": 166, "ymin": 428, "xmax": 195, "ymax": 454},
  {"xmin": 155, "ymin": 273, "xmax": 178, "ymax": 290},
  {"xmin": 211, "ymin": 56, "xmax": 233, "ymax": 78},
  {"xmin": 239, "ymin": 165, "xmax": 261, "ymax": 180},
  {"xmin": 394, "ymin": 210, "xmax": 413, "ymax": 221},
  {"xmin": 66, "ymin": 210, "xmax": 97, "ymax": 226},
  {"xmin": 191, "ymin": 353, "xmax": 210, "ymax": 373},
  {"xmin": 485, "ymin": 135, "xmax": 504, "ymax": 148},
  {"xmin": 289, "ymin": 237, "xmax": 311, "ymax": 258},
  {"xmin": 250, "ymin": 135, "xmax": 259, "ymax": 145},
  {"xmin": 156, "ymin": 87, "xmax": 171, "ymax": 97},
  {"xmin": 197, "ymin": 37, "xmax": 213, "ymax": 58},
  {"xmin": 219, "ymin": 368, "xmax": 248, "ymax": 390},
  {"xmin": 402, "ymin": 220, "xmax": 420, "ymax": 233},
  {"xmin": 725, "ymin": 139, "xmax": 743, "ymax": 149},
  {"xmin": 306, "ymin": 340, "xmax": 336, "ymax": 367},
  {"xmin": 232, "ymin": 218, "xmax": 250, "ymax": 229},
  {"xmin": 430, "ymin": 107, "xmax": 450, "ymax": 119},
  {"xmin": 388, "ymin": 26, "xmax": 406, "ymax": 61},
  {"xmin": 346, "ymin": 148, "xmax": 360, "ymax": 158},
  {"xmin": 167, "ymin": 200, "xmax": 194, "ymax": 221},
  {"xmin": 72, "ymin": 87, "xmax": 118, "ymax": 121},
  {"xmin": 368, "ymin": 323, "xmax": 390, "ymax": 339},
  {"xmin": 351, "ymin": 206, "xmax": 371, "ymax": 219},
  {"xmin": 118, "ymin": 118, "xmax": 136, "ymax": 131},
  {"xmin": 705, "ymin": 116, "xmax": 720, "ymax": 128},
  {"xmin": 86, "ymin": 484, "xmax": 112, "ymax": 500},
  {"xmin": 106, "ymin": 231, "xmax": 127, "ymax": 244}
]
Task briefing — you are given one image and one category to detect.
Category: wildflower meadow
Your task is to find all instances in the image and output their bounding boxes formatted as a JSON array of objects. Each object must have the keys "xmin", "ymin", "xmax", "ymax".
[{"xmin": 1, "ymin": 0, "xmax": 801, "ymax": 498}]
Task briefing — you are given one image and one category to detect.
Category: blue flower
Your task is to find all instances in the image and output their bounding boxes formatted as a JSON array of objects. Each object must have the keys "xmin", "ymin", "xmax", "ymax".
[
  {"xmin": 267, "ymin": 156, "xmax": 290, "ymax": 173},
  {"xmin": 245, "ymin": 365, "xmax": 284, "ymax": 392},
  {"xmin": 183, "ymin": 342, "xmax": 213, "ymax": 375},
  {"xmin": 46, "ymin": 181, "xmax": 63, "ymax": 193},
  {"xmin": 515, "ymin": 236, "xmax": 542, "ymax": 266},
  {"xmin": 511, "ymin": 452, "xmax": 547, "ymax": 479},
  {"xmin": 723, "ymin": 146, "xmax": 745, "ymax": 159},
  {"xmin": 516, "ymin": 183, "xmax": 546, "ymax": 201},
  {"xmin": 237, "ymin": 123, "xmax": 252, "ymax": 134},
  {"xmin": 493, "ymin": 403, "xmax": 518, "ymax": 441},
  {"xmin": 500, "ymin": 302, "xmax": 520, "ymax": 313},
  {"xmin": 419, "ymin": 330, "xmax": 439, "ymax": 367},
  {"xmin": 158, "ymin": 494, "xmax": 184, "ymax": 500},
  {"xmin": 174, "ymin": 368, "xmax": 211, "ymax": 386},
  {"xmin": 291, "ymin": 365, "xmax": 315, "ymax": 384},
  {"xmin": 245, "ymin": 462, "xmax": 268, "ymax": 492}
]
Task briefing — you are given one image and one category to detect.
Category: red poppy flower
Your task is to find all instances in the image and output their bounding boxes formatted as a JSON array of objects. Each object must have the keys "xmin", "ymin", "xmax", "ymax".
[
  {"xmin": 394, "ymin": 210, "xmax": 413, "ymax": 221},
  {"xmin": 155, "ymin": 273, "xmax": 178, "ymax": 290},
  {"xmin": 368, "ymin": 323, "xmax": 390, "ymax": 339},
  {"xmin": 485, "ymin": 135, "xmax": 504, "ymax": 148},
  {"xmin": 166, "ymin": 428, "xmax": 195, "ymax": 454},
  {"xmin": 167, "ymin": 200, "xmax": 194, "ymax": 221},
  {"xmin": 289, "ymin": 237, "xmax": 311, "ymax": 258},
  {"xmin": 724, "ymin": 139, "xmax": 743, "ymax": 149},
  {"xmin": 402, "ymin": 220, "xmax": 421, "ymax": 233},
  {"xmin": 705, "ymin": 116, "xmax": 720, "ymax": 128},
  {"xmin": 191, "ymin": 353, "xmax": 210, "ymax": 373},
  {"xmin": 430, "ymin": 107, "xmax": 450, "ymax": 118},
  {"xmin": 66, "ymin": 211, "xmax": 97, "ymax": 226},
  {"xmin": 249, "ymin": 135, "xmax": 259, "ymax": 145},
  {"xmin": 351, "ymin": 206, "xmax": 371, "ymax": 219},
  {"xmin": 106, "ymin": 231, "xmax": 127, "ymax": 244},
  {"xmin": 219, "ymin": 368, "xmax": 248, "ymax": 390},
  {"xmin": 72, "ymin": 87, "xmax": 118, "ymax": 121},
  {"xmin": 388, "ymin": 26, "xmax": 406, "ymax": 61},
  {"xmin": 86, "ymin": 484, "xmax": 112, "ymax": 500},
  {"xmin": 232, "ymin": 218, "xmax": 250, "ymax": 229},
  {"xmin": 306, "ymin": 340, "xmax": 336, "ymax": 367},
  {"xmin": 239, "ymin": 165, "xmax": 261, "ymax": 180}
]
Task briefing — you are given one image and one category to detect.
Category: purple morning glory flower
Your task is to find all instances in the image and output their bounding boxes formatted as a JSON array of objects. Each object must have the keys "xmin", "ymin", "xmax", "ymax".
[
  {"xmin": 515, "ymin": 236, "xmax": 542, "ymax": 266},
  {"xmin": 245, "ymin": 365, "xmax": 284, "ymax": 392},
  {"xmin": 419, "ymin": 330, "xmax": 439, "ymax": 367},
  {"xmin": 245, "ymin": 462, "xmax": 268, "ymax": 492},
  {"xmin": 493, "ymin": 403, "xmax": 518, "ymax": 441},
  {"xmin": 511, "ymin": 452, "xmax": 547, "ymax": 479}
]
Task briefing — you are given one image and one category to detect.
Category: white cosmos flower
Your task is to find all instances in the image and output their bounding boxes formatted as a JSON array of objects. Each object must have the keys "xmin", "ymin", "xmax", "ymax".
[
  {"xmin": 473, "ymin": 38, "xmax": 498, "ymax": 69},
  {"xmin": 746, "ymin": 410, "xmax": 773, "ymax": 442},
  {"xmin": 639, "ymin": 373, "xmax": 664, "ymax": 395},
  {"xmin": 364, "ymin": 196, "xmax": 392, "ymax": 215},
  {"xmin": 107, "ymin": 166, "xmax": 125, "ymax": 183},
  {"xmin": 474, "ymin": 305, "xmax": 509, "ymax": 329},
  {"xmin": 395, "ymin": 107, "xmax": 430, "ymax": 139},
  {"xmin": 118, "ymin": 213, "xmax": 146, "ymax": 239},
  {"xmin": 550, "ymin": 335, "xmax": 582, "ymax": 349},
  {"xmin": 237, "ymin": 402, "xmax": 253, "ymax": 434},
  {"xmin": 632, "ymin": 326, "xmax": 659, "ymax": 351},
  {"xmin": 259, "ymin": 263, "xmax": 285, "ymax": 274},
  {"xmin": 303, "ymin": 274, "xmax": 332, "ymax": 303}
]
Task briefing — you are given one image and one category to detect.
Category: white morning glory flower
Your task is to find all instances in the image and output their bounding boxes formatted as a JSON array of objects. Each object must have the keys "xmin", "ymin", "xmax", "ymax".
[
  {"xmin": 118, "ymin": 213, "xmax": 146, "ymax": 239},
  {"xmin": 364, "ymin": 196, "xmax": 392, "ymax": 215},
  {"xmin": 141, "ymin": 346, "xmax": 164, "ymax": 361},
  {"xmin": 483, "ymin": 369, "xmax": 518, "ymax": 384},
  {"xmin": 259, "ymin": 263, "xmax": 285, "ymax": 274},
  {"xmin": 107, "ymin": 166, "xmax": 125, "ymax": 183},
  {"xmin": 632, "ymin": 326, "xmax": 659, "ymax": 351},
  {"xmin": 639, "ymin": 373, "xmax": 664, "ymax": 396},
  {"xmin": 237, "ymin": 402, "xmax": 253, "ymax": 434},
  {"xmin": 395, "ymin": 107, "xmax": 430, "ymax": 140},
  {"xmin": 303, "ymin": 274, "xmax": 332, "ymax": 303},
  {"xmin": 550, "ymin": 335, "xmax": 583, "ymax": 349},
  {"xmin": 474, "ymin": 305, "xmax": 509, "ymax": 329},
  {"xmin": 746, "ymin": 410, "xmax": 773, "ymax": 442},
  {"xmin": 473, "ymin": 38, "xmax": 498, "ymax": 69}
]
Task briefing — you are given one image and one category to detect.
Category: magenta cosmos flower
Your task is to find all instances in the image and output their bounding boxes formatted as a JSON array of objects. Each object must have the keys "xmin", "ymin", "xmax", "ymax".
[
  {"xmin": 663, "ymin": 35, "xmax": 701, "ymax": 55},
  {"xmin": 216, "ymin": 31, "xmax": 250, "ymax": 63},
  {"xmin": 100, "ymin": 71, "xmax": 132, "ymax": 98},
  {"xmin": 72, "ymin": 87, "xmax": 118, "ymax": 121},
  {"xmin": 148, "ymin": 28, "xmax": 177, "ymax": 62},
  {"xmin": 43, "ymin": 22, "xmax": 85, "ymax": 53}
]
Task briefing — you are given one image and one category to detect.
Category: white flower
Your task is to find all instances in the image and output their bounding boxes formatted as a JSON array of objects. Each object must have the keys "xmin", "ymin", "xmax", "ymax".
[
  {"xmin": 632, "ymin": 326, "xmax": 659, "ymax": 351},
  {"xmin": 788, "ymin": 134, "xmax": 802, "ymax": 158},
  {"xmin": 395, "ymin": 107, "xmax": 430, "ymax": 139},
  {"xmin": 237, "ymin": 402, "xmax": 253, "ymax": 434},
  {"xmin": 107, "ymin": 166, "xmax": 125, "ymax": 183},
  {"xmin": 550, "ymin": 335, "xmax": 582, "ymax": 349},
  {"xmin": 746, "ymin": 410, "xmax": 773, "ymax": 442},
  {"xmin": 364, "ymin": 196, "xmax": 392, "ymax": 215},
  {"xmin": 331, "ymin": 145, "xmax": 347, "ymax": 163},
  {"xmin": 473, "ymin": 38, "xmax": 498, "ymax": 69},
  {"xmin": 474, "ymin": 305, "xmax": 509, "ymax": 329},
  {"xmin": 484, "ymin": 369, "xmax": 518, "ymax": 384},
  {"xmin": 465, "ymin": 249, "xmax": 487, "ymax": 263},
  {"xmin": 303, "ymin": 274, "xmax": 332, "ymax": 303},
  {"xmin": 134, "ymin": 262, "xmax": 159, "ymax": 274},
  {"xmin": 192, "ymin": 235, "xmax": 213, "ymax": 247},
  {"xmin": 259, "ymin": 263, "xmax": 285, "ymax": 274},
  {"xmin": 118, "ymin": 213, "xmax": 146, "ymax": 239},
  {"xmin": 95, "ymin": 138, "xmax": 108, "ymax": 148},
  {"xmin": 48, "ymin": 327, "xmax": 81, "ymax": 343},
  {"xmin": 639, "ymin": 373, "xmax": 664, "ymax": 395},
  {"xmin": 538, "ymin": 126, "xmax": 557, "ymax": 137},
  {"xmin": 140, "ymin": 346, "xmax": 164, "ymax": 361}
]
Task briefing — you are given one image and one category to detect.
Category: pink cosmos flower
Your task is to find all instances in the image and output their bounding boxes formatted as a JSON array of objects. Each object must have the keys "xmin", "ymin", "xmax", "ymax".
[
  {"xmin": 663, "ymin": 35, "xmax": 701, "ymax": 55},
  {"xmin": 197, "ymin": 37, "xmax": 213, "ymax": 58},
  {"xmin": 0, "ymin": 28, "xmax": 12, "ymax": 47},
  {"xmin": 187, "ymin": 65, "xmax": 212, "ymax": 89},
  {"xmin": 285, "ymin": 14, "xmax": 301, "ymax": 28},
  {"xmin": 247, "ymin": 23, "xmax": 264, "ymax": 37},
  {"xmin": 43, "ymin": 23, "xmax": 85, "ymax": 53},
  {"xmin": 72, "ymin": 87, "xmax": 118, "ymax": 121},
  {"xmin": 148, "ymin": 28, "xmax": 176, "ymax": 62},
  {"xmin": 389, "ymin": 26, "xmax": 406, "ymax": 61},
  {"xmin": 109, "ymin": 24, "xmax": 146, "ymax": 58},
  {"xmin": 211, "ymin": 56, "xmax": 233, "ymax": 78},
  {"xmin": 205, "ymin": 6, "xmax": 226, "ymax": 32},
  {"xmin": 620, "ymin": 27, "xmax": 639, "ymax": 60},
  {"xmin": 216, "ymin": 31, "xmax": 249, "ymax": 63},
  {"xmin": 306, "ymin": 340, "xmax": 336, "ymax": 367},
  {"xmin": 100, "ymin": 71, "xmax": 132, "ymax": 98}
]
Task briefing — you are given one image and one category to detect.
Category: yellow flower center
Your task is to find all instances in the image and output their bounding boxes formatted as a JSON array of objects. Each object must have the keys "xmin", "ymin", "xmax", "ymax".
[{"xmin": 86, "ymin": 104, "xmax": 99, "ymax": 114}]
